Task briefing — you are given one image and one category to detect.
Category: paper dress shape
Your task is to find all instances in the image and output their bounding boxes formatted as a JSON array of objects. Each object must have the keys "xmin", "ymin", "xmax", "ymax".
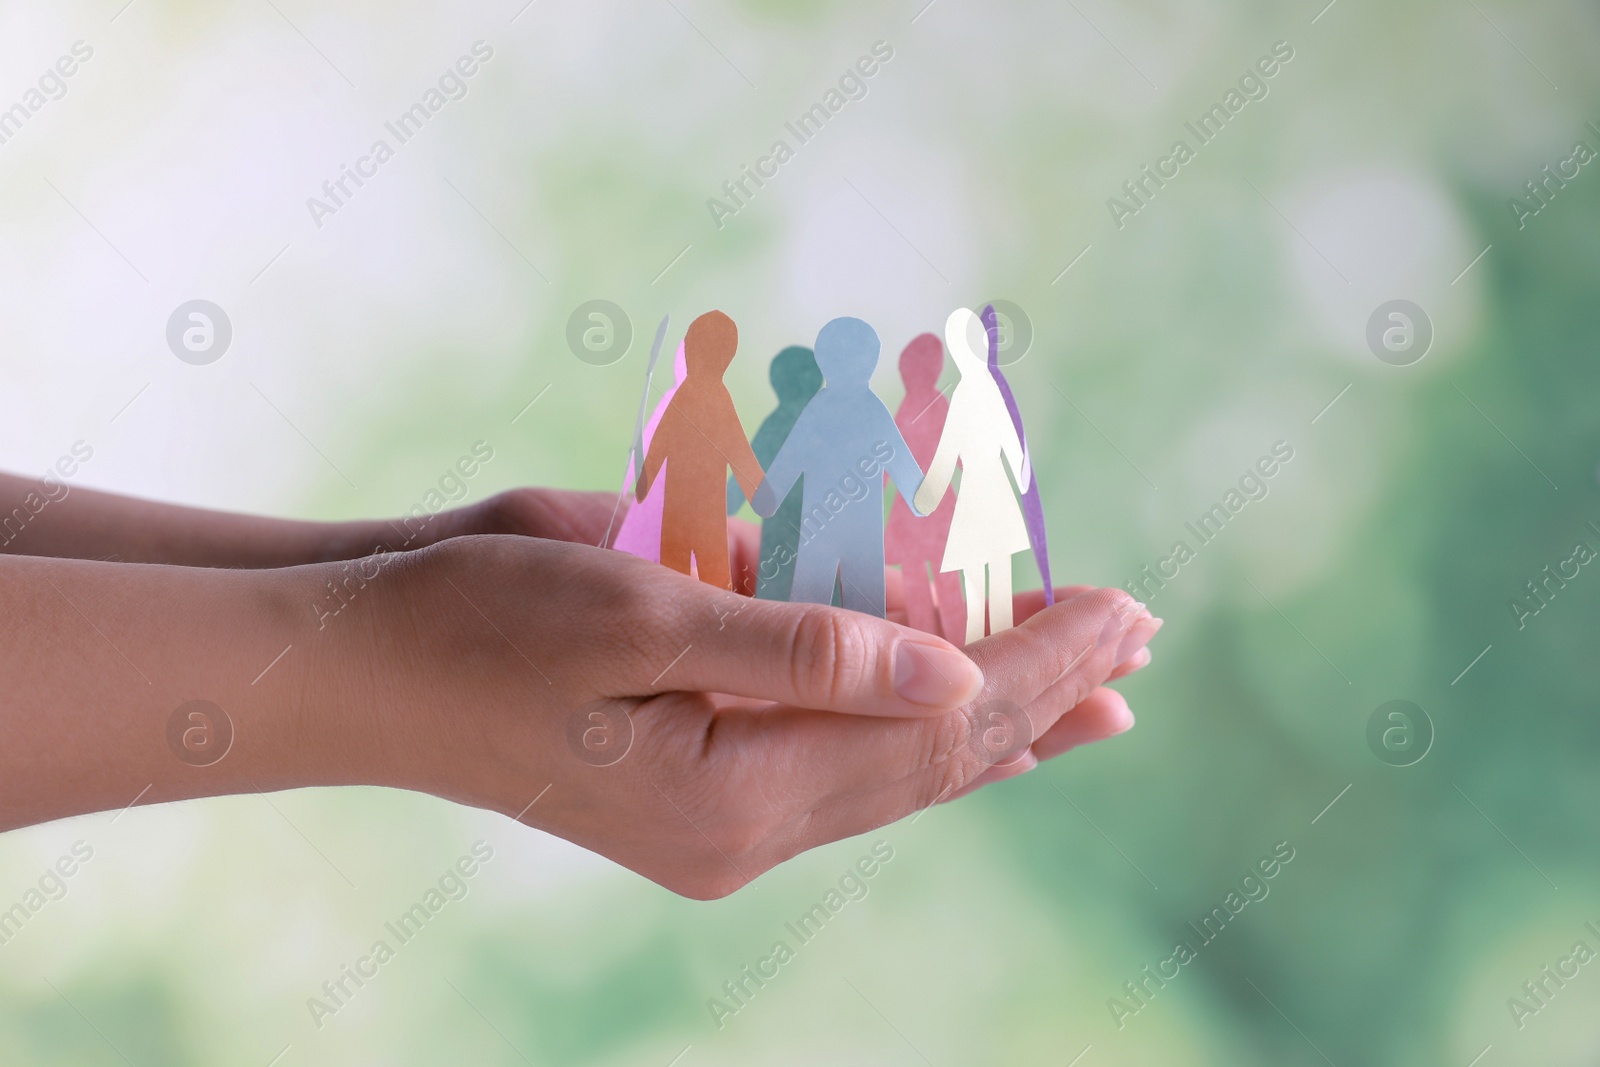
[
  {"xmin": 913, "ymin": 308, "xmax": 1031, "ymax": 643},
  {"xmin": 884, "ymin": 333, "xmax": 966, "ymax": 643},
  {"xmin": 640, "ymin": 311, "xmax": 764, "ymax": 589},
  {"xmin": 728, "ymin": 345, "xmax": 823, "ymax": 601},
  {"xmin": 983, "ymin": 303, "xmax": 1054, "ymax": 607},
  {"xmin": 752, "ymin": 317, "xmax": 924, "ymax": 617},
  {"xmin": 614, "ymin": 335, "xmax": 685, "ymax": 561}
]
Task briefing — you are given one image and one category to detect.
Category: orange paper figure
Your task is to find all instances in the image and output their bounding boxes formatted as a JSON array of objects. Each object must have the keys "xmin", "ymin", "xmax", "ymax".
[
  {"xmin": 913, "ymin": 308, "xmax": 1030, "ymax": 643},
  {"xmin": 640, "ymin": 311, "xmax": 764, "ymax": 588},
  {"xmin": 614, "ymin": 340, "xmax": 686, "ymax": 561},
  {"xmin": 885, "ymin": 334, "xmax": 966, "ymax": 644}
]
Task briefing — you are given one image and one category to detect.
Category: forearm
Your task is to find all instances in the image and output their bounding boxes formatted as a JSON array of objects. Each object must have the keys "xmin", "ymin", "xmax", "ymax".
[
  {"xmin": 0, "ymin": 473, "xmax": 408, "ymax": 567},
  {"xmin": 0, "ymin": 552, "xmax": 389, "ymax": 831}
]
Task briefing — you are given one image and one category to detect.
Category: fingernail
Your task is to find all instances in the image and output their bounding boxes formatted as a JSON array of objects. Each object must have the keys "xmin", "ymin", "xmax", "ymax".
[
  {"xmin": 1004, "ymin": 749, "xmax": 1039, "ymax": 774},
  {"xmin": 1115, "ymin": 617, "xmax": 1163, "ymax": 667},
  {"xmin": 1096, "ymin": 600, "xmax": 1147, "ymax": 649},
  {"xmin": 894, "ymin": 640, "xmax": 984, "ymax": 707},
  {"xmin": 1121, "ymin": 647, "xmax": 1153, "ymax": 672}
]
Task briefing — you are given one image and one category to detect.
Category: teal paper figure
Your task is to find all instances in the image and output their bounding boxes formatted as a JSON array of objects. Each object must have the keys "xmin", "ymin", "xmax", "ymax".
[
  {"xmin": 752, "ymin": 317, "xmax": 925, "ymax": 617},
  {"xmin": 727, "ymin": 346, "xmax": 823, "ymax": 600}
]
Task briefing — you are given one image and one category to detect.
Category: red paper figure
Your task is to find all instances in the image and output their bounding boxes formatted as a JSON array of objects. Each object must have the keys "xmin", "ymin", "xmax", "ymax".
[{"xmin": 885, "ymin": 333, "xmax": 965, "ymax": 643}]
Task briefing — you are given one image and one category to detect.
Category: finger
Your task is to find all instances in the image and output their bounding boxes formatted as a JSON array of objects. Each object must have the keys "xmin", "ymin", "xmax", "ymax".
[
  {"xmin": 1028, "ymin": 686, "xmax": 1134, "ymax": 761},
  {"xmin": 964, "ymin": 587, "xmax": 1150, "ymax": 725},
  {"xmin": 633, "ymin": 567, "xmax": 986, "ymax": 716},
  {"xmin": 942, "ymin": 747, "xmax": 1037, "ymax": 801},
  {"xmin": 883, "ymin": 565, "xmax": 907, "ymax": 624},
  {"xmin": 943, "ymin": 687, "xmax": 1136, "ymax": 801},
  {"xmin": 1109, "ymin": 645, "xmax": 1151, "ymax": 680},
  {"xmin": 471, "ymin": 488, "xmax": 624, "ymax": 546},
  {"xmin": 1013, "ymin": 585, "xmax": 1096, "ymax": 625},
  {"xmin": 722, "ymin": 587, "xmax": 1151, "ymax": 821},
  {"xmin": 727, "ymin": 519, "xmax": 761, "ymax": 596}
]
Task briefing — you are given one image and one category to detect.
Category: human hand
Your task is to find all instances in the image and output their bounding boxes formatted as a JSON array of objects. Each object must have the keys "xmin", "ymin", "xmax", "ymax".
[
  {"xmin": 428, "ymin": 487, "xmax": 627, "ymax": 548},
  {"xmin": 327, "ymin": 535, "xmax": 1161, "ymax": 898}
]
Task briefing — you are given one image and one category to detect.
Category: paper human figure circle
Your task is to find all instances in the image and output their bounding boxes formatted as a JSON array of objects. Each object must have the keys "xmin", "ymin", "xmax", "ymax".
[{"xmin": 611, "ymin": 307, "xmax": 1057, "ymax": 639}]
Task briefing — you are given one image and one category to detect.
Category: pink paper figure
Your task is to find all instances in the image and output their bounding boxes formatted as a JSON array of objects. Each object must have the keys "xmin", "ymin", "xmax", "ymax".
[
  {"xmin": 885, "ymin": 333, "xmax": 966, "ymax": 644},
  {"xmin": 913, "ymin": 308, "xmax": 1030, "ymax": 643},
  {"xmin": 613, "ymin": 340, "xmax": 687, "ymax": 561}
]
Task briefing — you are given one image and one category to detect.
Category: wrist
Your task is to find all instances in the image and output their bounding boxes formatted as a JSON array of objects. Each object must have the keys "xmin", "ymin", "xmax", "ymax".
[{"xmin": 286, "ymin": 537, "xmax": 563, "ymax": 808}]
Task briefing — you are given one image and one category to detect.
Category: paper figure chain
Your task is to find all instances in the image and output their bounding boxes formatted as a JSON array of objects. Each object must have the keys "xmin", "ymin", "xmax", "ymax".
[{"xmin": 615, "ymin": 307, "xmax": 1053, "ymax": 644}]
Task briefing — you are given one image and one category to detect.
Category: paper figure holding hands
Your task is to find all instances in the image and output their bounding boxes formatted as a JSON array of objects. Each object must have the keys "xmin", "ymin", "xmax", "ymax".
[
  {"xmin": 640, "ymin": 311, "xmax": 764, "ymax": 588},
  {"xmin": 727, "ymin": 345, "xmax": 823, "ymax": 600},
  {"xmin": 752, "ymin": 317, "xmax": 924, "ymax": 616},
  {"xmin": 913, "ymin": 308, "xmax": 1030, "ymax": 643},
  {"xmin": 614, "ymin": 336, "xmax": 685, "ymax": 561},
  {"xmin": 884, "ymin": 333, "xmax": 966, "ymax": 643},
  {"xmin": 983, "ymin": 303, "xmax": 1054, "ymax": 607}
]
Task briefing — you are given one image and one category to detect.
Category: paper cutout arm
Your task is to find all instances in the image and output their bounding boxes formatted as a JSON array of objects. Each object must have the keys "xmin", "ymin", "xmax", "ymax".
[
  {"xmin": 729, "ymin": 414, "xmax": 784, "ymax": 514},
  {"xmin": 913, "ymin": 413, "xmax": 960, "ymax": 516},
  {"xmin": 748, "ymin": 403, "xmax": 819, "ymax": 518},
  {"xmin": 998, "ymin": 406, "xmax": 1028, "ymax": 494},
  {"xmin": 878, "ymin": 411, "xmax": 927, "ymax": 516},
  {"xmin": 752, "ymin": 413, "xmax": 807, "ymax": 518},
  {"xmin": 718, "ymin": 411, "xmax": 765, "ymax": 506}
]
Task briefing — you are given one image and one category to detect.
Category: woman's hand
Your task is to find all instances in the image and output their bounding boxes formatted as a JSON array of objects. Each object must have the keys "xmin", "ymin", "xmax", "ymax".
[
  {"xmin": 324, "ymin": 534, "xmax": 1161, "ymax": 899},
  {"xmin": 431, "ymin": 487, "xmax": 627, "ymax": 549}
]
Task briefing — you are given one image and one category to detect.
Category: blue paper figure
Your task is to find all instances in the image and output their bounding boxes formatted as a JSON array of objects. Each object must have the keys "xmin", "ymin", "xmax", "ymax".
[
  {"xmin": 753, "ymin": 317, "xmax": 925, "ymax": 616},
  {"xmin": 727, "ymin": 346, "xmax": 823, "ymax": 601}
]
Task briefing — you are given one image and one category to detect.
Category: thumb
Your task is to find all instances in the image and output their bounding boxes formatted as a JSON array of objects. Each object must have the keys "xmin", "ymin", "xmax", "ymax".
[{"xmin": 638, "ymin": 580, "xmax": 984, "ymax": 716}]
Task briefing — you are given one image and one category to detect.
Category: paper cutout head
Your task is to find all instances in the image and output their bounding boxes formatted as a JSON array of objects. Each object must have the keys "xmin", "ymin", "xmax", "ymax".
[
  {"xmin": 946, "ymin": 307, "xmax": 989, "ymax": 375},
  {"xmin": 771, "ymin": 344, "xmax": 823, "ymax": 402},
  {"xmin": 899, "ymin": 332, "xmax": 943, "ymax": 395},
  {"xmin": 685, "ymin": 309, "xmax": 738, "ymax": 377},
  {"xmin": 813, "ymin": 316, "xmax": 881, "ymax": 385}
]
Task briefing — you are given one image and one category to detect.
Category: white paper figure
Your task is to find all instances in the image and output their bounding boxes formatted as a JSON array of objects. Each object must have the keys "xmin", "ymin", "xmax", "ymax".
[{"xmin": 912, "ymin": 307, "xmax": 1031, "ymax": 643}]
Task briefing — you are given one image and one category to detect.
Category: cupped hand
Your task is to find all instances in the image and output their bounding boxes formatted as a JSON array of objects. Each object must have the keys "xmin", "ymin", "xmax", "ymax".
[{"xmin": 342, "ymin": 534, "xmax": 1161, "ymax": 899}]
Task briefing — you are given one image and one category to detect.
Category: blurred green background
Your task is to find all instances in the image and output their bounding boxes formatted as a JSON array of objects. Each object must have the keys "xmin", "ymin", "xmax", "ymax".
[{"xmin": 1, "ymin": 0, "xmax": 1598, "ymax": 1063}]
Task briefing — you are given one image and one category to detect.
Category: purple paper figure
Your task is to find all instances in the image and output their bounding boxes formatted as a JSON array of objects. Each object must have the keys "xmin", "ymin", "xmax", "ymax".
[
  {"xmin": 752, "ymin": 317, "xmax": 925, "ymax": 617},
  {"xmin": 885, "ymin": 333, "xmax": 966, "ymax": 644},
  {"xmin": 614, "ymin": 339, "xmax": 686, "ymax": 561},
  {"xmin": 983, "ymin": 303, "xmax": 1054, "ymax": 607}
]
